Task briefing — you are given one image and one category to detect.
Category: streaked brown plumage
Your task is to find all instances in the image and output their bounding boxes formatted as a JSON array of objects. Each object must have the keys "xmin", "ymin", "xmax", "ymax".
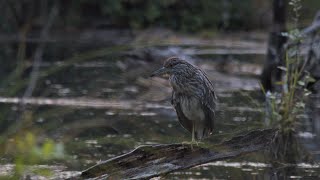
[{"xmin": 151, "ymin": 57, "xmax": 217, "ymax": 141}]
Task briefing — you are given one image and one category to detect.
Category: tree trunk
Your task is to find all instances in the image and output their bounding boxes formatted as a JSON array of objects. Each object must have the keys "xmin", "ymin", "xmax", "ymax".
[{"xmin": 261, "ymin": 0, "xmax": 287, "ymax": 92}]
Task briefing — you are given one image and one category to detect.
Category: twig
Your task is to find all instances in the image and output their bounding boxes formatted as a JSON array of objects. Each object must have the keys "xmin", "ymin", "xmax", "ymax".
[
  {"xmin": 10, "ymin": 4, "xmax": 59, "ymax": 134},
  {"xmin": 22, "ymin": 5, "xmax": 58, "ymax": 98}
]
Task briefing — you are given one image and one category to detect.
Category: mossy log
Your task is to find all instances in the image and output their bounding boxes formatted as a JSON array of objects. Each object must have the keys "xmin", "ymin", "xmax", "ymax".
[{"xmin": 79, "ymin": 129, "xmax": 276, "ymax": 179}]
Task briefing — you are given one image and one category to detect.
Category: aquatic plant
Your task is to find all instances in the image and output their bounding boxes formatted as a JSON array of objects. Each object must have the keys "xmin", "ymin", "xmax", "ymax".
[
  {"xmin": 263, "ymin": 0, "xmax": 316, "ymax": 162},
  {"xmin": 264, "ymin": 0, "xmax": 315, "ymax": 132}
]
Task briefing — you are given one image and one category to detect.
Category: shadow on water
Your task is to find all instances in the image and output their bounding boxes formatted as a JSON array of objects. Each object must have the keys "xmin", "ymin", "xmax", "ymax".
[{"xmin": 0, "ymin": 33, "xmax": 319, "ymax": 179}]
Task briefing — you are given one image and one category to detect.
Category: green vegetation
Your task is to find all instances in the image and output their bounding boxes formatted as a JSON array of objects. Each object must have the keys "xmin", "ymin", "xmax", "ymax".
[
  {"xmin": 100, "ymin": 0, "xmax": 253, "ymax": 31},
  {"xmin": 264, "ymin": 0, "xmax": 315, "ymax": 133},
  {"xmin": 4, "ymin": 132, "xmax": 64, "ymax": 179}
]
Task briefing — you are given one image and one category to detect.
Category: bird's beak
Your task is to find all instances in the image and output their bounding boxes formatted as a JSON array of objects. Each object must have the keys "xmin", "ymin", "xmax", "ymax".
[{"xmin": 150, "ymin": 67, "xmax": 169, "ymax": 77}]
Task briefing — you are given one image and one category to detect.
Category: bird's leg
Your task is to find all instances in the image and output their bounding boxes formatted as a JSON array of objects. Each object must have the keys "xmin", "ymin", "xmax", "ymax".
[
  {"xmin": 182, "ymin": 122, "xmax": 199, "ymax": 150},
  {"xmin": 191, "ymin": 121, "xmax": 200, "ymax": 148},
  {"xmin": 192, "ymin": 121, "xmax": 200, "ymax": 144},
  {"xmin": 182, "ymin": 122, "xmax": 196, "ymax": 150},
  {"xmin": 189, "ymin": 122, "xmax": 195, "ymax": 150},
  {"xmin": 192, "ymin": 121, "xmax": 195, "ymax": 143}
]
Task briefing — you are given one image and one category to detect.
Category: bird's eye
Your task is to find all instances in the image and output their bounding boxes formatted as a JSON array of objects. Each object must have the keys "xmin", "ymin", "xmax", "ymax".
[{"xmin": 169, "ymin": 62, "xmax": 177, "ymax": 68}]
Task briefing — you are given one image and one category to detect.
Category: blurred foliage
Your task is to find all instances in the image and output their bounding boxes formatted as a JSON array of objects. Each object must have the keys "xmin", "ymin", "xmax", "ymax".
[
  {"xmin": 65, "ymin": 0, "xmax": 265, "ymax": 31},
  {"xmin": 4, "ymin": 132, "xmax": 64, "ymax": 178},
  {"xmin": 1, "ymin": 0, "xmax": 319, "ymax": 33},
  {"xmin": 13, "ymin": 133, "xmax": 63, "ymax": 171}
]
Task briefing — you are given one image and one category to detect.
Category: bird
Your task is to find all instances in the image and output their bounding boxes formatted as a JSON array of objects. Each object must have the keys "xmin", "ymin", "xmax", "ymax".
[{"xmin": 151, "ymin": 57, "xmax": 217, "ymax": 144}]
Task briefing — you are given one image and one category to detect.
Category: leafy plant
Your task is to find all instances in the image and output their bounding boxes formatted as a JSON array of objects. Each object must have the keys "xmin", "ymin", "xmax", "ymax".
[
  {"xmin": 262, "ymin": 0, "xmax": 316, "ymax": 163},
  {"xmin": 5, "ymin": 132, "xmax": 64, "ymax": 178},
  {"xmin": 263, "ymin": 0, "xmax": 315, "ymax": 133}
]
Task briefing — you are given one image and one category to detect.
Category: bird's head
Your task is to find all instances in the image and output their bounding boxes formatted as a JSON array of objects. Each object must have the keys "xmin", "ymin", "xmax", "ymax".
[{"xmin": 151, "ymin": 57, "xmax": 191, "ymax": 77}]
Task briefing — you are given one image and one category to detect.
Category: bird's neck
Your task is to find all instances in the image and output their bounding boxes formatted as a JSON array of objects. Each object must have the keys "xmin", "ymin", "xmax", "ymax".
[{"xmin": 169, "ymin": 74, "xmax": 192, "ymax": 94}]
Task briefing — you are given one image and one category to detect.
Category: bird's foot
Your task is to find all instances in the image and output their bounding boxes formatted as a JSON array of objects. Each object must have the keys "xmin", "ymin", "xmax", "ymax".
[{"xmin": 181, "ymin": 140, "xmax": 201, "ymax": 150}]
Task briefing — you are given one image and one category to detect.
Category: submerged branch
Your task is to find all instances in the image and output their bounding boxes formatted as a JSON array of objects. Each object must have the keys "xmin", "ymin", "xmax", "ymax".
[{"xmin": 79, "ymin": 129, "xmax": 276, "ymax": 179}]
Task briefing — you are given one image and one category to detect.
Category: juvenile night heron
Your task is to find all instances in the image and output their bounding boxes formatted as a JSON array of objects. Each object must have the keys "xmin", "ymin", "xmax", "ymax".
[{"xmin": 151, "ymin": 57, "xmax": 217, "ymax": 143}]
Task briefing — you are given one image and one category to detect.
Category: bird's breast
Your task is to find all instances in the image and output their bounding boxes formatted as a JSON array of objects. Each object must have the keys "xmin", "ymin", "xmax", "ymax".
[{"xmin": 179, "ymin": 96, "xmax": 205, "ymax": 122}]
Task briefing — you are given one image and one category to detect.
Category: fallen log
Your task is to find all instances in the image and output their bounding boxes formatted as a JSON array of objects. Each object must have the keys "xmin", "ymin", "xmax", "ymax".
[{"xmin": 78, "ymin": 129, "xmax": 276, "ymax": 179}]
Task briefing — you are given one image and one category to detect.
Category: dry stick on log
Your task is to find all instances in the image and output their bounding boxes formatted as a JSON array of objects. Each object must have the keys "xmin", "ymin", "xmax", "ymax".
[
  {"xmin": 286, "ymin": 10, "xmax": 320, "ymax": 49},
  {"xmin": 301, "ymin": 11, "xmax": 320, "ymax": 36},
  {"xmin": 79, "ymin": 129, "xmax": 276, "ymax": 180}
]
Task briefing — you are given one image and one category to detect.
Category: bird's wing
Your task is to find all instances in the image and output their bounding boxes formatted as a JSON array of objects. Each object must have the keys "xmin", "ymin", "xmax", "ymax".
[
  {"xmin": 171, "ymin": 92, "xmax": 192, "ymax": 133},
  {"xmin": 199, "ymin": 69, "xmax": 217, "ymax": 134},
  {"xmin": 200, "ymin": 69, "xmax": 217, "ymax": 112}
]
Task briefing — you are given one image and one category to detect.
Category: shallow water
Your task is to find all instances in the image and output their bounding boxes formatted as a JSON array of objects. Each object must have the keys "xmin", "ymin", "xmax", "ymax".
[{"xmin": 0, "ymin": 32, "xmax": 319, "ymax": 179}]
